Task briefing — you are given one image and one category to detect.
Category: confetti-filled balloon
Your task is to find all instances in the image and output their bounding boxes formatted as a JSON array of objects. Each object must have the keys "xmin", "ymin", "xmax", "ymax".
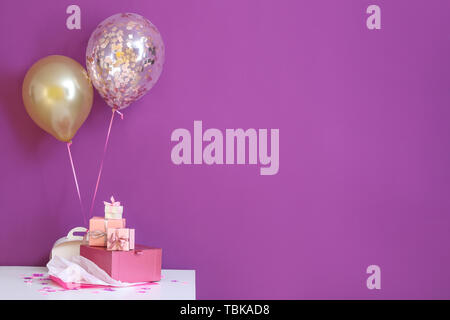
[{"xmin": 86, "ymin": 13, "xmax": 165, "ymax": 110}]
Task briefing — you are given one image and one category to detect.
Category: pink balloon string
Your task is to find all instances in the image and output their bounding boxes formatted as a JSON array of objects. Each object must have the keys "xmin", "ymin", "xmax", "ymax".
[
  {"xmin": 67, "ymin": 141, "xmax": 87, "ymax": 226},
  {"xmin": 89, "ymin": 108, "xmax": 123, "ymax": 218}
]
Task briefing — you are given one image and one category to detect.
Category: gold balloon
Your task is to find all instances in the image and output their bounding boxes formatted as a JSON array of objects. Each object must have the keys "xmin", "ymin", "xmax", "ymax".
[{"xmin": 22, "ymin": 55, "xmax": 93, "ymax": 142}]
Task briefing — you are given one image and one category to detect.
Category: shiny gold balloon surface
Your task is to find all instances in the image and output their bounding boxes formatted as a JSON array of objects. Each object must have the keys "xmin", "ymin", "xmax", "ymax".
[{"xmin": 22, "ymin": 55, "xmax": 93, "ymax": 142}]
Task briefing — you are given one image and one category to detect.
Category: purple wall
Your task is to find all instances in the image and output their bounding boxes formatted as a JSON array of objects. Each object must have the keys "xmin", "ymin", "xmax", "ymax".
[{"xmin": 1, "ymin": 0, "xmax": 450, "ymax": 299}]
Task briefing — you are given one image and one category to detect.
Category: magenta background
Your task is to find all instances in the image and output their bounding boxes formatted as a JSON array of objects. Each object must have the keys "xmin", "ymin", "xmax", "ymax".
[{"xmin": 1, "ymin": 0, "xmax": 450, "ymax": 299}]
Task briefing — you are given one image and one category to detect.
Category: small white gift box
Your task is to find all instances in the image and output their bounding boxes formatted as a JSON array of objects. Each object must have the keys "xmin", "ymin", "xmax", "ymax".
[{"xmin": 104, "ymin": 196, "xmax": 123, "ymax": 219}]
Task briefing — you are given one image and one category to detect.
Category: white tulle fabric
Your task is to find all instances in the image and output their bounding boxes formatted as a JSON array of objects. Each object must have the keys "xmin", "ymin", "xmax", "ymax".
[{"xmin": 46, "ymin": 255, "xmax": 141, "ymax": 287}]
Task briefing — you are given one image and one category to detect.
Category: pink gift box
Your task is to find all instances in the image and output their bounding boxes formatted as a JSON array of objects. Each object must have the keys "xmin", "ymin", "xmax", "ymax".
[
  {"xmin": 107, "ymin": 228, "xmax": 135, "ymax": 251},
  {"xmin": 80, "ymin": 244, "xmax": 162, "ymax": 283},
  {"xmin": 88, "ymin": 216, "xmax": 126, "ymax": 247}
]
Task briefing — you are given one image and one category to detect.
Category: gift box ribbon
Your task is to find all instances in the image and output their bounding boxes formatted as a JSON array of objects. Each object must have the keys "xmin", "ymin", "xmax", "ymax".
[
  {"xmin": 89, "ymin": 230, "xmax": 107, "ymax": 239},
  {"xmin": 108, "ymin": 230, "xmax": 129, "ymax": 250},
  {"xmin": 104, "ymin": 196, "xmax": 121, "ymax": 207}
]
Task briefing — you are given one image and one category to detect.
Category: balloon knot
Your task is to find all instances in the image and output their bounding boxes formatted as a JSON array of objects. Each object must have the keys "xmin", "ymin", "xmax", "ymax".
[{"xmin": 114, "ymin": 109, "xmax": 124, "ymax": 120}]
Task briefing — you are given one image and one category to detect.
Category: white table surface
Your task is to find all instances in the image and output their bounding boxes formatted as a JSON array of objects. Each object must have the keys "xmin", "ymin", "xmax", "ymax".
[{"xmin": 0, "ymin": 266, "xmax": 195, "ymax": 300}]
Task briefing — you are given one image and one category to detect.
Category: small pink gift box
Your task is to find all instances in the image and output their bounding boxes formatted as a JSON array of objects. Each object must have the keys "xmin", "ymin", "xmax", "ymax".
[
  {"xmin": 107, "ymin": 228, "xmax": 135, "ymax": 251},
  {"xmin": 80, "ymin": 244, "xmax": 162, "ymax": 282},
  {"xmin": 88, "ymin": 217, "xmax": 126, "ymax": 247}
]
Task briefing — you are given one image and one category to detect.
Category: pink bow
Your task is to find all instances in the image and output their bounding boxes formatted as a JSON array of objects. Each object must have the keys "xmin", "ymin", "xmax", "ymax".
[
  {"xmin": 108, "ymin": 230, "xmax": 128, "ymax": 250},
  {"xmin": 104, "ymin": 196, "xmax": 121, "ymax": 207}
]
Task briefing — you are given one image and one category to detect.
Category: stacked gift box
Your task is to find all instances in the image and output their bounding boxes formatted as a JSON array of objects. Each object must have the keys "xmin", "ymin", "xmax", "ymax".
[{"xmin": 80, "ymin": 196, "xmax": 162, "ymax": 283}]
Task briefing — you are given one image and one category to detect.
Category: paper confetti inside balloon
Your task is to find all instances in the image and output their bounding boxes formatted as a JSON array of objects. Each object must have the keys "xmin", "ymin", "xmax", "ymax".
[{"xmin": 86, "ymin": 13, "xmax": 165, "ymax": 110}]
